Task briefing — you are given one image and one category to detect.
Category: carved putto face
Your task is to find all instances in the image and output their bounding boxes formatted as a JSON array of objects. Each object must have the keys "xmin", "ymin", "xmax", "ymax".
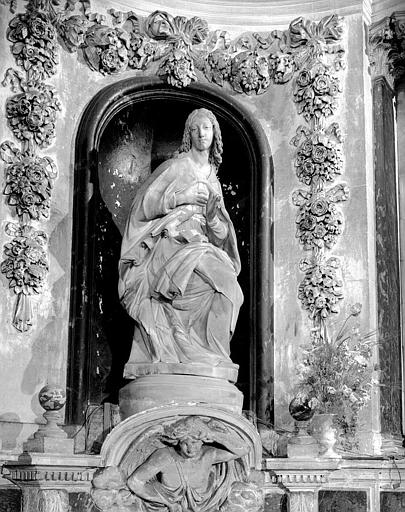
[
  {"xmin": 189, "ymin": 114, "xmax": 214, "ymax": 152},
  {"xmin": 178, "ymin": 436, "xmax": 204, "ymax": 458}
]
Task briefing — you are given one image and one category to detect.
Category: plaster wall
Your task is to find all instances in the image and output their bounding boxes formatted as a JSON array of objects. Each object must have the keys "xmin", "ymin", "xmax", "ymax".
[{"xmin": 0, "ymin": 0, "xmax": 378, "ymax": 451}]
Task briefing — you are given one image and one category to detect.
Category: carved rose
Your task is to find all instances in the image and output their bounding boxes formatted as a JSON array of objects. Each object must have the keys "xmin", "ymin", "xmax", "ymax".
[
  {"xmin": 296, "ymin": 194, "xmax": 345, "ymax": 250},
  {"xmin": 293, "ymin": 65, "xmax": 341, "ymax": 122},
  {"xmin": 296, "ymin": 69, "xmax": 312, "ymax": 87},
  {"xmin": 6, "ymin": 86, "xmax": 61, "ymax": 148},
  {"xmin": 7, "ymin": 11, "xmax": 58, "ymax": 81},
  {"xmin": 83, "ymin": 25, "xmax": 129, "ymax": 75},
  {"xmin": 295, "ymin": 134, "xmax": 344, "ymax": 186},
  {"xmin": 310, "ymin": 198, "xmax": 328, "ymax": 216}
]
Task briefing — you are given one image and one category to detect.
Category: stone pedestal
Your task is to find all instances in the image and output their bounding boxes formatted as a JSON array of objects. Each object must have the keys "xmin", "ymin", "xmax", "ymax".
[
  {"xmin": 119, "ymin": 374, "xmax": 244, "ymax": 419},
  {"xmin": 287, "ymin": 420, "xmax": 319, "ymax": 459}
]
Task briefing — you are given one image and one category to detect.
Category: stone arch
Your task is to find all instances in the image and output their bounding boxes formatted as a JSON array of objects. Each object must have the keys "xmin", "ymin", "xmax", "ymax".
[{"xmin": 67, "ymin": 77, "xmax": 273, "ymax": 426}]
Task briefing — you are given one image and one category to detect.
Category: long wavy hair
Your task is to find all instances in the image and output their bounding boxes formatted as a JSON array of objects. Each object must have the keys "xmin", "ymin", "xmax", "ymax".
[{"xmin": 177, "ymin": 108, "xmax": 223, "ymax": 171}]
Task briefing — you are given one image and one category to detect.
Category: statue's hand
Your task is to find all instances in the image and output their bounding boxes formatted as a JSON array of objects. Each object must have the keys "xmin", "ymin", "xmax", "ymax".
[
  {"xmin": 176, "ymin": 182, "xmax": 209, "ymax": 207},
  {"xmin": 206, "ymin": 191, "xmax": 220, "ymax": 222}
]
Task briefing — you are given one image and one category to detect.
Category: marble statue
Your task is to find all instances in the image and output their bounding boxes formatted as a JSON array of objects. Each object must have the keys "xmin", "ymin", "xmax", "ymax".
[
  {"xmin": 126, "ymin": 417, "xmax": 249, "ymax": 512},
  {"xmin": 119, "ymin": 108, "xmax": 243, "ymax": 371}
]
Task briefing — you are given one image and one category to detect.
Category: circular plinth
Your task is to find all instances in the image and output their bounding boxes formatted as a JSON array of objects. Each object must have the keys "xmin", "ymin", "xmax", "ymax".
[
  {"xmin": 124, "ymin": 361, "xmax": 239, "ymax": 383},
  {"xmin": 119, "ymin": 374, "xmax": 244, "ymax": 418}
]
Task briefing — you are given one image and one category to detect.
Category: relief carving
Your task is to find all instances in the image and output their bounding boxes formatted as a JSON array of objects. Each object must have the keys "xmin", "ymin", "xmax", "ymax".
[
  {"xmin": 91, "ymin": 414, "xmax": 262, "ymax": 512},
  {"xmin": 1, "ymin": 141, "xmax": 57, "ymax": 221},
  {"xmin": 7, "ymin": 7, "xmax": 58, "ymax": 82},
  {"xmin": 4, "ymin": 73, "xmax": 61, "ymax": 150},
  {"xmin": 1, "ymin": 222, "xmax": 48, "ymax": 332},
  {"xmin": 369, "ymin": 12, "xmax": 405, "ymax": 87}
]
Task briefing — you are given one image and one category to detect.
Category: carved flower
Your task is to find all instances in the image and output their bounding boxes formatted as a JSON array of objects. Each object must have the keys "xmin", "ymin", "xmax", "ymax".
[
  {"xmin": 300, "ymin": 140, "xmax": 313, "ymax": 156},
  {"xmin": 313, "ymin": 74, "xmax": 331, "ymax": 95},
  {"xmin": 231, "ymin": 51, "xmax": 270, "ymax": 95},
  {"xmin": 241, "ymin": 69, "xmax": 259, "ymax": 92},
  {"xmin": 312, "ymin": 144, "xmax": 328, "ymax": 163},
  {"xmin": 83, "ymin": 25, "xmax": 128, "ymax": 75},
  {"xmin": 314, "ymin": 224, "xmax": 327, "ymax": 239},
  {"xmin": 298, "ymin": 259, "xmax": 343, "ymax": 320},
  {"xmin": 310, "ymin": 199, "xmax": 329, "ymax": 217},
  {"xmin": 7, "ymin": 11, "xmax": 58, "ymax": 80},
  {"xmin": 101, "ymin": 48, "xmax": 121, "ymax": 72},
  {"xmin": 2, "ymin": 231, "xmax": 48, "ymax": 296},
  {"xmin": 293, "ymin": 65, "xmax": 341, "ymax": 122},
  {"xmin": 3, "ymin": 154, "xmax": 57, "ymax": 220},
  {"xmin": 159, "ymin": 49, "xmax": 197, "ymax": 88},
  {"xmin": 6, "ymin": 86, "xmax": 61, "ymax": 148},
  {"xmin": 301, "ymin": 215, "xmax": 317, "ymax": 231},
  {"xmin": 296, "ymin": 70, "xmax": 312, "ymax": 87}
]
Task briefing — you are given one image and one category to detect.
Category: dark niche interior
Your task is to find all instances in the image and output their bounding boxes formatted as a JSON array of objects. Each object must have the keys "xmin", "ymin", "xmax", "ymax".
[{"xmin": 85, "ymin": 98, "xmax": 252, "ymax": 409}]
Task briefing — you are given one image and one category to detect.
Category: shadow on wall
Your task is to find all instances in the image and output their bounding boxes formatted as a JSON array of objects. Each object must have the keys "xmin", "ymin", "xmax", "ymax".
[{"xmin": 0, "ymin": 413, "xmax": 23, "ymax": 450}]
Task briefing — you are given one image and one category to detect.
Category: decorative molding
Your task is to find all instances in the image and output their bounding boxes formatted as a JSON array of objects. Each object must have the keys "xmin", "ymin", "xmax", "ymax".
[
  {"xmin": 272, "ymin": 473, "xmax": 327, "ymax": 485},
  {"xmin": 369, "ymin": 11, "xmax": 405, "ymax": 88},
  {"xmin": 5, "ymin": 467, "xmax": 95, "ymax": 482}
]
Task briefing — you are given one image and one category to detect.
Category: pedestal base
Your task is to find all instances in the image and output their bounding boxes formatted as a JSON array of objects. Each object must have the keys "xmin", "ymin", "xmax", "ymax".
[
  {"xmin": 23, "ymin": 436, "xmax": 74, "ymax": 454},
  {"xmin": 119, "ymin": 374, "xmax": 244, "ymax": 418}
]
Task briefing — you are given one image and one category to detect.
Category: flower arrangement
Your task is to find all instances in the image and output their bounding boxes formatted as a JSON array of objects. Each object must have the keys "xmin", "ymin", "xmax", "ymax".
[{"xmin": 296, "ymin": 304, "xmax": 374, "ymax": 450}]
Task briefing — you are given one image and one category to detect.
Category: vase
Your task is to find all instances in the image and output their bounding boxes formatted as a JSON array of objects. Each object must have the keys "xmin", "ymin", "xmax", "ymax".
[{"xmin": 310, "ymin": 413, "xmax": 342, "ymax": 459}]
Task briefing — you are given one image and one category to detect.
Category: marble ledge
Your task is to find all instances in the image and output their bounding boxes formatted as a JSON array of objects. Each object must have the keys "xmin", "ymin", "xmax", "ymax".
[{"xmin": 262, "ymin": 456, "xmax": 405, "ymax": 489}]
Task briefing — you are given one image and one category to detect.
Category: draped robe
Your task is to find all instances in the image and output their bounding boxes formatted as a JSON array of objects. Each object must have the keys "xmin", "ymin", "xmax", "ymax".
[{"xmin": 118, "ymin": 154, "xmax": 243, "ymax": 369}]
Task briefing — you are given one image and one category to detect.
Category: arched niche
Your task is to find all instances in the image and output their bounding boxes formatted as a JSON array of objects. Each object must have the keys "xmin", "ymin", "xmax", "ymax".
[{"xmin": 67, "ymin": 77, "xmax": 273, "ymax": 426}]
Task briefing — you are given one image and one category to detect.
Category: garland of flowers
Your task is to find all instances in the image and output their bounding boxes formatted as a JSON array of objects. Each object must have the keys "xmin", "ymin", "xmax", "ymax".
[
  {"xmin": 287, "ymin": 19, "xmax": 347, "ymax": 333},
  {"xmin": 1, "ymin": 1, "xmax": 60, "ymax": 331}
]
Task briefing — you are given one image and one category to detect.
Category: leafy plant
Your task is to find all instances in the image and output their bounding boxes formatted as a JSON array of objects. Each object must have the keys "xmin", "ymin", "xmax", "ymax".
[{"xmin": 296, "ymin": 303, "xmax": 375, "ymax": 450}]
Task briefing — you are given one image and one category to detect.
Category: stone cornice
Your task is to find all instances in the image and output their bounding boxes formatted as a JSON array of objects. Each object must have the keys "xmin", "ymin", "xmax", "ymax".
[
  {"xmin": 2, "ymin": 453, "xmax": 101, "ymax": 490},
  {"xmin": 369, "ymin": 10, "xmax": 405, "ymax": 88}
]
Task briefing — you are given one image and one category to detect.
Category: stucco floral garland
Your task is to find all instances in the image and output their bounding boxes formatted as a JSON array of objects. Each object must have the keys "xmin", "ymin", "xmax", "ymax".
[
  {"xmin": 1, "ymin": 1, "xmax": 60, "ymax": 331},
  {"xmin": 288, "ymin": 18, "xmax": 347, "ymax": 332},
  {"xmin": 1, "ymin": 0, "xmax": 347, "ymax": 332}
]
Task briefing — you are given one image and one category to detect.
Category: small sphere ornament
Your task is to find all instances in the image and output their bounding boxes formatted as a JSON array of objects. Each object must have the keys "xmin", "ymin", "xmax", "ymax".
[
  {"xmin": 289, "ymin": 395, "xmax": 316, "ymax": 422},
  {"xmin": 38, "ymin": 385, "xmax": 66, "ymax": 411}
]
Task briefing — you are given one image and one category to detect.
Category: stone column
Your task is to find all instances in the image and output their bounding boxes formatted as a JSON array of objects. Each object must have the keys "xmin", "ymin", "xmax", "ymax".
[{"xmin": 369, "ymin": 12, "xmax": 405, "ymax": 455}]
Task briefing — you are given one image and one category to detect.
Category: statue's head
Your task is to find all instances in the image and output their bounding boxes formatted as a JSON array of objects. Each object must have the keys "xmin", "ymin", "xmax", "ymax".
[
  {"xmin": 178, "ymin": 108, "xmax": 223, "ymax": 170},
  {"xmin": 161, "ymin": 417, "xmax": 213, "ymax": 451}
]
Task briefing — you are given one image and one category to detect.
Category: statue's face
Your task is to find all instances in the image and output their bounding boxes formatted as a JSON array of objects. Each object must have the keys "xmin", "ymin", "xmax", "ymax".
[
  {"xmin": 189, "ymin": 114, "xmax": 214, "ymax": 152},
  {"xmin": 178, "ymin": 437, "xmax": 203, "ymax": 458}
]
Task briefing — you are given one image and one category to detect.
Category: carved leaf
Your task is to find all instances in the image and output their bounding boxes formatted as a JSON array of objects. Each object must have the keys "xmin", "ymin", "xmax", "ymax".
[{"xmin": 0, "ymin": 141, "xmax": 21, "ymax": 163}]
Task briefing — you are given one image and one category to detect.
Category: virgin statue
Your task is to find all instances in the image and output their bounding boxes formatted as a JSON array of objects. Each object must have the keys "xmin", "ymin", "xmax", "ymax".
[{"xmin": 118, "ymin": 108, "xmax": 243, "ymax": 373}]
